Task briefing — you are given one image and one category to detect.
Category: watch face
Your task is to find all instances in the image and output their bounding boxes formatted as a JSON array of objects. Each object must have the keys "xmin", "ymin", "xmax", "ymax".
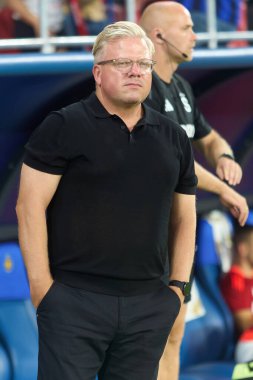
[{"xmin": 184, "ymin": 282, "xmax": 191, "ymax": 297}]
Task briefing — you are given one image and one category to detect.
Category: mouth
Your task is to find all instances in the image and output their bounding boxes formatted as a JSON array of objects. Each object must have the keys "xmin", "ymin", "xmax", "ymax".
[{"xmin": 125, "ymin": 83, "xmax": 143, "ymax": 87}]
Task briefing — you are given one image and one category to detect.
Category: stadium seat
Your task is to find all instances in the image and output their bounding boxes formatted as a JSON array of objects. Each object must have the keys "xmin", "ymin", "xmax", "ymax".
[
  {"xmin": 179, "ymin": 210, "xmax": 236, "ymax": 380},
  {"xmin": 0, "ymin": 242, "xmax": 38, "ymax": 380},
  {"xmin": 0, "ymin": 344, "xmax": 11, "ymax": 380}
]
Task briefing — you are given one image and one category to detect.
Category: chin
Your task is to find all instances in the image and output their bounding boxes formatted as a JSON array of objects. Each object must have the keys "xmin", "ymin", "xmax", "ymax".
[
  {"xmin": 124, "ymin": 96, "xmax": 143, "ymax": 105},
  {"xmin": 126, "ymin": 101, "xmax": 142, "ymax": 107}
]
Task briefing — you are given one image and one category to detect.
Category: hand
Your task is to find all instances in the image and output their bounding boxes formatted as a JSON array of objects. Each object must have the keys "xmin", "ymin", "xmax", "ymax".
[
  {"xmin": 30, "ymin": 277, "xmax": 54, "ymax": 309},
  {"xmin": 219, "ymin": 185, "xmax": 249, "ymax": 226},
  {"xmin": 168, "ymin": 285, "xmax": 184, "ymax": 305},
  {"xmin": 216, "ymin": 156, "xmax": 242, "ymax": 186}
]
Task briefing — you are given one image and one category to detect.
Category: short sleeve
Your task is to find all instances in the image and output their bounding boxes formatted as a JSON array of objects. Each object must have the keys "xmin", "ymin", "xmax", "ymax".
[
  {"xmin": 175, "ymin": 132, "xmax": 198, "ymax": 194},
  {"xmin": 24, "ymin": 111, "xmax": 70, "ymax": 174},
  {"xmin": 193, "ymin": 105, "xmax": 212, "ymax": 140}
]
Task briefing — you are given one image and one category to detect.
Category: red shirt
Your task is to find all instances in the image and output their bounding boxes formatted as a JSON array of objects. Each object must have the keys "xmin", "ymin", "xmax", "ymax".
[{"xmin": 221, "ymin": 265, "xmax": 253, "ymax": 341}]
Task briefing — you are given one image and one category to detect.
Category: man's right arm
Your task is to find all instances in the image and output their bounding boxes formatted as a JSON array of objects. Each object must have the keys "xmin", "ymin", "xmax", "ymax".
[
  {"xmin": 16, "ymin": 163, "xmax": 62, "ymax": 308},
  {"xmin": 6, "ymin": 0, "xmax": 40, "ymax": 35},
  {"xmin": 195, "ymin": 161, "xmax": 249, "ymax": 226}
]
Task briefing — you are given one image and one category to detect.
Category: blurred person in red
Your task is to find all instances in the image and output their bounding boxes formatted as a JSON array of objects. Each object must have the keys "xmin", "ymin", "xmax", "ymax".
[
  {"xmin": 0, "ymin": 1, "xmax": 14, "ymax": 39},
  {"xmin": 221, "ymin": 210, "xmax": 253, "ymax": 363},
  {"xmin": 6, "ymin": 0, "xmax": 65, "ymax": 38}
]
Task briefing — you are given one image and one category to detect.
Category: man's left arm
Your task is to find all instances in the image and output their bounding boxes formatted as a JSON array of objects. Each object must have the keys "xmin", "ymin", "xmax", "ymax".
[
  {"xmin": 168, "ymin": 192, "xmax": 196, "ymax": 303},
  {"xmin": 193, "ymin": 129, "xmax": 242, "ymax": 186}
]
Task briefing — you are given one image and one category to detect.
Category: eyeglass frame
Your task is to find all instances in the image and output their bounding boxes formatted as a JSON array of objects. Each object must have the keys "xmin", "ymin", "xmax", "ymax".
[{"xmin": 95, "ymin": 58, "xmax": 157, "ymax": 74}]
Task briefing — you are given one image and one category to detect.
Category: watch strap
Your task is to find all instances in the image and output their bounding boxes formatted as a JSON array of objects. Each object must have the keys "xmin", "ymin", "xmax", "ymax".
[
  {"xmin": 169, "ymin": 280, "xmax": 191, "ymax": 297},
  {"xmin": 218, "ymin": 153, "xmax": 235, "ymax": 161}
]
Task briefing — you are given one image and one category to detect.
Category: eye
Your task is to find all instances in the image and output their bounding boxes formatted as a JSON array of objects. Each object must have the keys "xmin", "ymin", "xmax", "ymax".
[
  {"xmin": 115, "ymin": 59, "xmax": 132, "ymax": 69},
  {"xmin": 139, "ymin": 60, "xmax": 151, "ymax": 70}
]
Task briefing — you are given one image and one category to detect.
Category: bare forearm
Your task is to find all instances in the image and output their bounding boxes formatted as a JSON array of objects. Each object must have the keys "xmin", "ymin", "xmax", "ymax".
[
  {"xmin": 16, "ymin": 203, "xmax": 52, "ymax": 286},
  {"xmin": 195, "ymin": 161, "xmax": 225, "ymax": 194},
  {"xmin": 195, "ymin": 161, "xmax": 248, "ymax": 226},
  {"xmin": 194, "ymin": 131, "xmax": 233, "ymax": 168},
  {"xmin": 16, "ymin": 165, "xmax": 61, "ymax": 307},
  {"xmin": 6, "ymin": 0, "xmax": 38, "ymax": 28},
  {"xmin": 193, "ymin": 130, "xmax": 242, "ymax": 185},
  {"xmin": 169, "ymin": 195, "xmax": 196, "ymax": 281},
  {"xmin": 169, "ymin": 220, "xmax": 196, "ymax": 281}
]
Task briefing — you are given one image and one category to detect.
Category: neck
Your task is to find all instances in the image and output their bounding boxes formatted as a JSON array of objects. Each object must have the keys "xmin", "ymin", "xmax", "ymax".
[
  {"xmin": 117, "ymin": 106, "xmax": 143, "ymax": 131},
  {"xmin": 96, "ymin": 91, "xmax": 143, "ymax": 131},
  {"xmin": 153, "ymin": 50, "xmax": 178, "ymax": 83}
]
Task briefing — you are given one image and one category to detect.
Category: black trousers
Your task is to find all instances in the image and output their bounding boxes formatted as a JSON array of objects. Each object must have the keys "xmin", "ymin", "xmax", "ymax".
[{"xmin": 37, "ymin": 281, "xmax": 181, "ymax": 380}]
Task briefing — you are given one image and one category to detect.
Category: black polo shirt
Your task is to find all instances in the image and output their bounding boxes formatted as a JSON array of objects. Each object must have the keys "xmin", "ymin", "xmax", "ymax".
[{"xmin": 24, "ymin": 92, "xmax": 197, "ymax": 296}]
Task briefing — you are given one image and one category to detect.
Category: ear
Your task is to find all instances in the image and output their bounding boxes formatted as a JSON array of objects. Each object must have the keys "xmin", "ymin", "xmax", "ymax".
[
  {"xmin": 153, "ymin": 28, "xmax": 164, "ymax": 44},
  {"xmin": 93, "ymin": 64, "xmax": 102, "ymax": 86}
]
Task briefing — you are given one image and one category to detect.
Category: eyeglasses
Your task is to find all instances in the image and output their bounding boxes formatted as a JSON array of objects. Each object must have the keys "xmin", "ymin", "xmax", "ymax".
[{"xmin": 96, "ymin": 58, "xmax": 156, "ymax": 74}]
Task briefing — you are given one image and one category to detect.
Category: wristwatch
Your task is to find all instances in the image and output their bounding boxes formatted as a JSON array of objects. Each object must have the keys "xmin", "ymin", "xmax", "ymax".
[
  {"xmin": 218, "ymin": 153, "xmax": 235, "ymax": 161},
  {"xmin": 169, "ymin": 280, "xmax": 191, "ymax": 297}
]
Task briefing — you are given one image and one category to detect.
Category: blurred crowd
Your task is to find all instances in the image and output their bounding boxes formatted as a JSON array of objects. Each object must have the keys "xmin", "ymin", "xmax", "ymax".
[
  {"xmin": 0, "ymin": 0, "xmax": 118, "ymax": 40},
  {"xmin": 0, "ymin": 0, "xmax": 252, "ymax": 53}
]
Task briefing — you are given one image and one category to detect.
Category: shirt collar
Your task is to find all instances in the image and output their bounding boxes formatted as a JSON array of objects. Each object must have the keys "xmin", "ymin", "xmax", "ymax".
[
  {"xmin": 142, "ymin": 102, "xmax": 161, "ymax": 126},
  {"xmin": 84, "ymin": 92, "xmax": 160, "ymax": 127},
  {"xmin": 84, "ymin": 92, "xmax": 111, "ymax": 118}
]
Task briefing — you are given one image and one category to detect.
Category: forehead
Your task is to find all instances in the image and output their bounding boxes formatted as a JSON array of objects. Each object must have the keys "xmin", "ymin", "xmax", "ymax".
[
  {"xmin": 165, "ymin": 9, "xmax": 193, "ymax": 30},
  {"xmin": 103, "ymin": 37, "xmax": 151, "ymax": 59}
]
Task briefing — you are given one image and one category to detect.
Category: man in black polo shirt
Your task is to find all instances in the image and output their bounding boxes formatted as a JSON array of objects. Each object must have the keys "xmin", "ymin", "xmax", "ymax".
[
  {"xmin": 16, "ymin": 21, "xmax": 197, "ymax": 380},
  {"xmin": 140, "ymin": 2, "xmax": 249, "ymax": 380}
]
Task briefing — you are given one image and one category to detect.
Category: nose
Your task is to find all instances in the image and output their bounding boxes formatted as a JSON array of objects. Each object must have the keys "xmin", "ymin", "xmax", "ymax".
[
  {"xmin": 128, "ymin": 62, "xmax": 142, "ymax": 76},
  {"xmin": 191, "ymin": 29, "xmax": 197, "ymax": 41}
]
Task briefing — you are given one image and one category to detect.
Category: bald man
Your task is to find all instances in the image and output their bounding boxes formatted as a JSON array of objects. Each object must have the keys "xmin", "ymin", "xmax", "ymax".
[{"xmin": 140, "ymin": 2, "xmax": 249, "ymax": 380}]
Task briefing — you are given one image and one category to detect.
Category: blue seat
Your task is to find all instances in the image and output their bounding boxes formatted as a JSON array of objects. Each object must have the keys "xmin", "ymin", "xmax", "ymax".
[
  {"xmin": 0, "ymin": 242, "xmax": 38, "ymax": 380},
  {"xmin": 180, "ymin": 211, "xmax": 236, "ymax": 380},
  {"xmin": 0, "ymin": 345, "xmax": 11, "ymax": 380},
  {"xmin": 180, "ymin": 362, "xmax": 234, "ymax": 380}
]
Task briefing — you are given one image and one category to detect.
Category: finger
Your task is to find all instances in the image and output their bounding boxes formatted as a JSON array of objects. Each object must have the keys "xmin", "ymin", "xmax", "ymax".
[
  {"xmin": 216, "ymin": 160, "xmax": 242, "ymax": 185},
  {"xmin": 228, "ymin": 173, "xmax": 237, "ymax": 186},
  {"xmin": 235, "ymin": 204, "xmax": 249, "ymax": 226},
  {"xmin": 229, "ymin": 170, "xmax": 242, "ymax": 186},
  {"xmin": 226, "ymin": 167, "xmax": 237, "ymax": 185},
  {"xmin": 224, "ymin": 164, "xmax": 236, "ymax": 184},
  {"xmin": 239, "ymin": 208, "xmax": 249, "ymax": 227},
  {"xmin": 216, "ymin": 162, "xmax": 232, "ymax": 183},
  {"xmin": 230, "ymin": 206, "xmax": 240, "ymax": 220},
  {"xmin": 227, "ymin": 163, "xmax": 243, "ymax": 185},
  {"xmin": 216, "ymin": 166, "xmax": 225, "ymax": 181},
  {"xmin": 229, "ymin": 202, "xmax": 248, "ymax": 226},
  {"xmin": 232, "ymin": 167, "xmax": 243, "ymax": 185}
]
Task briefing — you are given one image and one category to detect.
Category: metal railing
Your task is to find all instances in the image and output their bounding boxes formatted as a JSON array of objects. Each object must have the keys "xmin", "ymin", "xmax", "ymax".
[{"xmin": 0, "ymin": 0, "xmax": 253, "ymax": 52}]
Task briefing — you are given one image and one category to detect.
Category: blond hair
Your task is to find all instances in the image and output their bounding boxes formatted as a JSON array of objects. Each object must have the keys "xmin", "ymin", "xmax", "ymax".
[{"xmin": 92, "ymin": 21, "xmax": 155, "ymax": 62}]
